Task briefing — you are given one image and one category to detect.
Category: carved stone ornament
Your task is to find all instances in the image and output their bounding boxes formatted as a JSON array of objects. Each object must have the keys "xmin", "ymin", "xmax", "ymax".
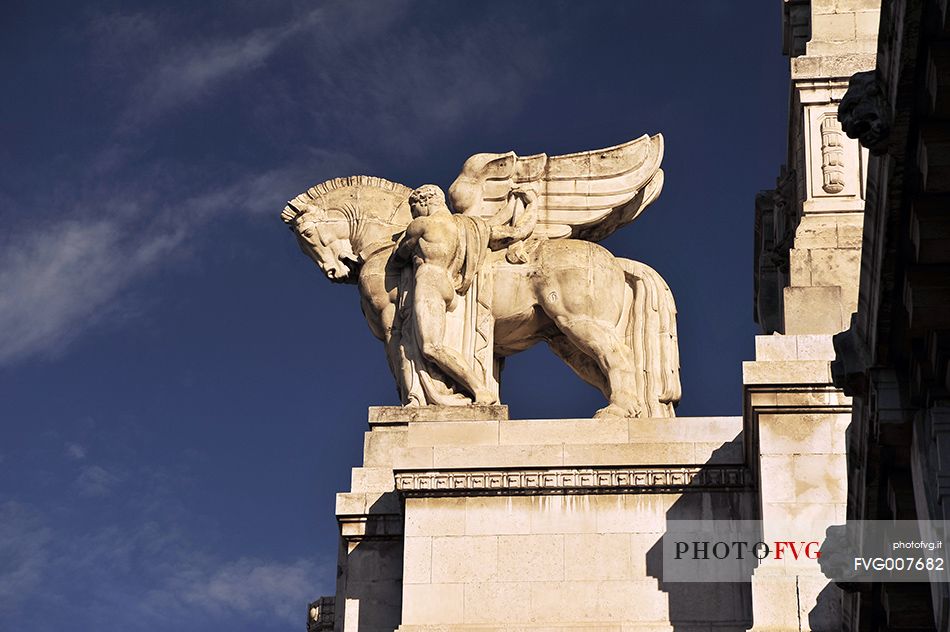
[
  {"xmin": 394, "ymin": 466, "xmax": 751, "ymax": 496},
  {"xmin": 282, "ymin": 136, "xmax": 681, "ymax": 418},
  {"xmin": 819, "ymin": 116, "xmax": 846, "ymax": 194}
]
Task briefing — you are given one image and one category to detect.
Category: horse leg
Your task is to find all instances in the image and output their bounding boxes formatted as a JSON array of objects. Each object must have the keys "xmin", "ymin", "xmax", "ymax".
[
  {"xmin": 544, "ymin": 312, "xmax": 644, "ymax": 418},
  {"xmin": 546, "ymin": 334, "xmax": 609, "ymax": 399},
  {"xmin": 362, "ymin": 298, "xmax": 402, "ymax": 403}
]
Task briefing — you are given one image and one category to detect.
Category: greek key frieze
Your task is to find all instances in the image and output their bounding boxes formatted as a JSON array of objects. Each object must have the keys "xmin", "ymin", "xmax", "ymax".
[{"xmin": 394, "ymin": 466, "xmax": 751, "ymax": 496}]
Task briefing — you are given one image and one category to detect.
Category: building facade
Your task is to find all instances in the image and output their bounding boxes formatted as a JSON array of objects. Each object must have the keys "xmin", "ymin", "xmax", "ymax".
[{"xmin": 831, "ymin": 0, "xmax": 950, "ymax": 629}]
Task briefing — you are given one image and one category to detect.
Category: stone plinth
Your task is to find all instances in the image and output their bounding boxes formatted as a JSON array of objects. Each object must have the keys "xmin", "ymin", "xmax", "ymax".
[
  {"xmin": 369, "ymin": 405, "xmax": 510, "ymax": 427},
  {"xmin": 332, "ymin": 410, "xmax": 756, "ymax": 632}
]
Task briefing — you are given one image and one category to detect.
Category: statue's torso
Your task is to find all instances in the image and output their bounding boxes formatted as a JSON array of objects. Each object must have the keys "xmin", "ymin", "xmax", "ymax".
[{"xmin": 407, "ymin": 213, "xmax": 460, "ymax": 271}]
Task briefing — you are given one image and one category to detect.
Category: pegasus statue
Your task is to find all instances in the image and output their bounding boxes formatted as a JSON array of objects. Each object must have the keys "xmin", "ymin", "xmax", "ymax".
[{"xmin": 281, "ymin": 135, "xmax": 681, "ymax": 418}]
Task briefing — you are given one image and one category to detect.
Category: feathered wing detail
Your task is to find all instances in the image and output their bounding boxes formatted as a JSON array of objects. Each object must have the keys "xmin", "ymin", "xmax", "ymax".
[{"xmin": 448, "ymin": 134, "xmax": 664, "ymax": 242}]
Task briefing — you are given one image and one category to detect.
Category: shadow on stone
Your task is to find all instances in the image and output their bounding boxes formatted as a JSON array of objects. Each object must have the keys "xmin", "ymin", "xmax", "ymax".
[
  {"xmin": 336, "ymin": 491, "xmax": 405, "ymax": 632},
  {"xmin": 646, "ymin": 433, "xmax": 755, "ymax": 632}
]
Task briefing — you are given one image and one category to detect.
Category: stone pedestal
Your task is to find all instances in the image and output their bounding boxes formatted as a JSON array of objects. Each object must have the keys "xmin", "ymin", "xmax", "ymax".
[{"xmin": 331, "ymin": 407, "xmax": 756, "ymax": 632}]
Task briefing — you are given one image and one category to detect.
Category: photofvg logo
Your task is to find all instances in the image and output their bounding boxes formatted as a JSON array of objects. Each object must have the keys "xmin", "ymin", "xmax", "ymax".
[
  {"xmin": 661, "ymin": 520, "xmax": 950, "ymax": 583},
  {"xmin": 673, "ymin": 539, "xmax": 821, "ymax": 562},
  {"xmin": 661, "ymin": 521, "xmax": 790, "ymax": 582}
]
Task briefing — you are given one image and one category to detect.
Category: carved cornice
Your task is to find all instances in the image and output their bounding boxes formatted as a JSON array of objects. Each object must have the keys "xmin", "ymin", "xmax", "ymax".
[{"xmin": 394, "ymin": 466, "xmax": 752, "ymax": 497}]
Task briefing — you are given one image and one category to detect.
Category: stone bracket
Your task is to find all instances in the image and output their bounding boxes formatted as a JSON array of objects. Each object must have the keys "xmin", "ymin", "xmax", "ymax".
[
  {"xmin": 338, "ymin": 513, "xmax": 403, "ymax": 542},
  {"xmin": 393, "ymin": 465, "xmax": 753, "ymax": 497}
]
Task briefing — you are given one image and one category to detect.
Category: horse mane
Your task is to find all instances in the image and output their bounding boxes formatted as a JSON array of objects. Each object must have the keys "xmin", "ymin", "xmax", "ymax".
[
  {"xmin": 304, "ymin": 175, "xmax": 412, "ymax": 200},
  {"xmin": 282, "ymin": 175, "xmax": 413, "ymax": 225}
]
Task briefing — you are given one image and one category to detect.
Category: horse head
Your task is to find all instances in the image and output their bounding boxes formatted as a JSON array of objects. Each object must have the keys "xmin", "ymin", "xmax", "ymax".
[
  {"xmin": 284, "ymin": 201, "xmax": 360, "ymax": 283},
  {"xmin": 282, "ymin": 176, "xmax": 414, "ymax": 283}
]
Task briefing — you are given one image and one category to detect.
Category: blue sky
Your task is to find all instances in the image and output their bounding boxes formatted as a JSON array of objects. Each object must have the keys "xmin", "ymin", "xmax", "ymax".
[{"xmin": 0, "ymin": 2, "xmax": 787, "ymax": 630}]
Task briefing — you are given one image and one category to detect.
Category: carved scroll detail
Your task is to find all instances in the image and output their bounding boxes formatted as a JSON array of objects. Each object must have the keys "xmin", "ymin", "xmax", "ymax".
[{"xmin": 820, "ymin": 116, "xmax": 846, "ymax": 194}]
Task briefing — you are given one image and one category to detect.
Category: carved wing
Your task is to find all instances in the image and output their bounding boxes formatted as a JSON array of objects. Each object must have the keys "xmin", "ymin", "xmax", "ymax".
[{"xmin": 447, "ymin": 134, "xmax": 664, "ymax": 242}]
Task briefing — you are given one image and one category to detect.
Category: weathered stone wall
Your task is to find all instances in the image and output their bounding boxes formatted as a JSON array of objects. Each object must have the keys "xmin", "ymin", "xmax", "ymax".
[{"xmin": 400, "ymin": 493, "xmax": 753, "ymax": 630}]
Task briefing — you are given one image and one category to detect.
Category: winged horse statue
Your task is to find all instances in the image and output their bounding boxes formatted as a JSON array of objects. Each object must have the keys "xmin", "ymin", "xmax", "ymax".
[{"xmin": 281, "ymin": 135, "xmax": 680, "ymax": 418}]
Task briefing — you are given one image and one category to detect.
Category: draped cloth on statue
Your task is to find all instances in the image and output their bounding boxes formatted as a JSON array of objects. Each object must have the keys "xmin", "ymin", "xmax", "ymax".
[{"xmin": 395, "ymin": 214, "xmax": 499, "ymax": 406}]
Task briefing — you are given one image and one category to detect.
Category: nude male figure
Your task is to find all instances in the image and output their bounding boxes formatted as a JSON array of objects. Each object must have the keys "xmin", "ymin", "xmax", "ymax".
[{"xmin": 394, "ymin": 184, "xmax": 495, "ymax": 404}]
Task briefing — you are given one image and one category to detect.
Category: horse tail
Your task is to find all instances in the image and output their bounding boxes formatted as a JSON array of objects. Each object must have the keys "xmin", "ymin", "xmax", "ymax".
[{"xmin": 617, "ymin": 259, "xmax": 681, "ymax": 417}]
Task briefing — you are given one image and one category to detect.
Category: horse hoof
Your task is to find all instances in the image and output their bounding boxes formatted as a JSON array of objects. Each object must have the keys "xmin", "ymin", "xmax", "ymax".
[
  {"xmin": 595, "ymin": 403, "xmax": 644, "ymax": 419},
  {"xmin": 595, "ymin": 404, "xmax": 628, "ymax": 419},
  {"xmin": 473, "ymin": 390, "xmax": 499, "ymax": 406}
]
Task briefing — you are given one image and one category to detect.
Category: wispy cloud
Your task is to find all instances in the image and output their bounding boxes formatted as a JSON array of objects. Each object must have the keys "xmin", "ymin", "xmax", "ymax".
[
  {"xmin": 120, "ymin": 19, "xmax": 300, "ymax": 128},
  {"xmin": 154, "ymin": 557, "xmax": 326, "ymax": 624},
  {"xmin": 66, "ymin": 443, "xmax": 87, "ymax": 460},
  {"xmin": 290, "ymin": 4, "xmax": 555, "ymax": 152},
  {"xmin": 0, "ymin": 218, "xmax": 153, "ymax": 365},
  {"xmin": 0, "ymin": 150, "xmax": 359, "ymax": 368},
  {"xmin": 111, "ymin": 2, "xmax": 412, "ymax": 130},
  {"xmin": 0, "ymin": 0, "xmax": 557, "ymax": 368},
  {"xmin": 76, "ymin": 464, "xmax": 122, "ymax": 497},
  {"xmin": 0, "ymin": 207, "xmax": 184, "ymax": 367},
  {"xmin": 0, "ymin": 419, "xmax": 334, "ymax": 630},
  {"xmin": 0, "ymin": 497, "xmax": 329, "ymax": 628},
  {"xmin": 0, "ymin": 502, "xmax": 51, "ymax": 616}
]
